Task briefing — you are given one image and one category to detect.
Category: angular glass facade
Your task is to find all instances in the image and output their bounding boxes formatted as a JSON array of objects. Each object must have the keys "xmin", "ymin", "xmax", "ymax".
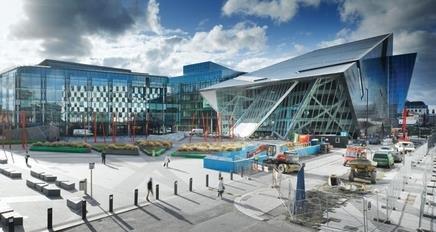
[
  {"xmin": 0, "ymin": 60, "xmax": 168, "ymax": 136},
  {"xmin": 167, "ymin": 62, "xmax": 243, "ymax": 131},
  {"xmin": 201, "ymin": 34, "xmax": 417, "ymax": 138}
]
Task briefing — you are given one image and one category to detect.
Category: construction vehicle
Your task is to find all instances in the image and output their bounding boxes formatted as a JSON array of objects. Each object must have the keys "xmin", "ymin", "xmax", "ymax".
[
  {"xmin": 348, "ymin": 157, "xmax": 377, "ymax": 184},
  {"xmin": 261, "ymin": 144, "xmax": 301, "ymax": 174},
  {"xmin": 343, "ymin": 145, "xmax": 367, "ymax": 166}
]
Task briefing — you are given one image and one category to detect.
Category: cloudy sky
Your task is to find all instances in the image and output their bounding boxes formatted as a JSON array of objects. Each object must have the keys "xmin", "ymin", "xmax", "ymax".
[{"xmin": 0, "ymin": 0, "xmax": 435, "ymax": 105}]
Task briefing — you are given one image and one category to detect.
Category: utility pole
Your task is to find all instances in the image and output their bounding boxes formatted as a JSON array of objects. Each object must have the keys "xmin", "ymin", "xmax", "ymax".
[{"xmin": 365, "ymin": 88, "xmax": 369, "ymax": 141}]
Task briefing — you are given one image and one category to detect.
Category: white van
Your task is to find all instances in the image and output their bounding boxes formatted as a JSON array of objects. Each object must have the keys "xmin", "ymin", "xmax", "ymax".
[
  {"xmin": 395, "ymin": 141, "xmax": 415, "ymax": 154},
  {"xmin": 190, "ymin": 128, "xmax": 204, "ymax": 136},
  {"xmin": 73, "ymin": 129, "xmax": 93, "ymax": 136}
]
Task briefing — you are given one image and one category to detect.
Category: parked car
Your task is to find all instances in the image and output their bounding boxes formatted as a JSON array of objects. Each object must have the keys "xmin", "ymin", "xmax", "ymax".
[
  {"xmin": 372, "ymin": 151, "xmax": 395, "ymax": 168},
  {"xmin": 378, "ymin": 146, "xmax": 402, "ymax": 163},
  {"xmin": 395, "ymin": 141, "xmax": 415, "ymax": 154}
]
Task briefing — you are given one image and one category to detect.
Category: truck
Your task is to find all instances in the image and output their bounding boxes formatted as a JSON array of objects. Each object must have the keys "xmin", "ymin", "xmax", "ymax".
[{"xmin": 261, "ymin": 144, "xmax": 301, "ymax": 174}]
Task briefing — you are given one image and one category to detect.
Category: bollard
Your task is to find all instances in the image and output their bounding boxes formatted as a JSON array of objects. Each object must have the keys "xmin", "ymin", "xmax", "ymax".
[
  {"xmin": 109, "ymin": 194, "xmax": 113, "ymax": 212},
  {"xmin": 206, "ymin": 174, "xmax": 209, "ymax": 187},
  {"xmin": 81, "ymin": 200, "xmax": 87, "ymax": 220},
  {"xmin": 219, "ymin": 172, "xmax": 222, "ymax": 180},
  {"xmin": 156, "ymin": 184, "xmax": 160, "ymax": 200},
  {"xmin": 134, "ymin": 189, "xmax": 138, "ymax": 206},
  {"xmin": 47, "ymin": 208, "xmax": 53, "ymax": 230},
  {"xmin": 241, "ymin": 168, "xmax": 244, "ymax": 178},
  {"xmin": 230, "ymin": 172, "xmax": 233, "ymax": 180},
  {"xmin": 189, "ymin": 178, "xmax": 193, "ymax": 192},
  {"xmin": 262, "ymin": 164, "xmax": 264, "ymax": 172},
  {"xmin": 174, "ymin": 181, "xmax": 178, "ymax": 195},
  {"xmin": 8, "ymin": 217, "xmax": 14, "ymax": 232}
]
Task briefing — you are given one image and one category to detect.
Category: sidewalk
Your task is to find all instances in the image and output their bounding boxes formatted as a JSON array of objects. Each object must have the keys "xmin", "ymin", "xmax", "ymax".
[{"xmin": 62, "ymin": 172, "xmax": 312, "ymax": 232}]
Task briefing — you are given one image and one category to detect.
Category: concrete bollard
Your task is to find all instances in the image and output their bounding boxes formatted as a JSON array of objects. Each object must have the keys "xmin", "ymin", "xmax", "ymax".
[
  {"xmin": 81, "ymin": 200, "xmax": 87, "ymax": 220},
  {"xmin": 189, "ymin": 178, "xmax": 193, "ymax": 192},
  {"xmin": 174, "ymin": 181, "xmax": 178, "ymax": 195},
  {"xmin": 156, "ymin": 184, "xmax": 160, "ymax": 200},
  {"xmin": 109, "ymin": 194, "xmax": 113, "ymax": 213},
  {"xmin": 8, "ymin": 217, "xmax": 14, "ymax": 232},
  {"xmin": 206, "ymin": 174, "xmax": 209, "ymax": 187},
  {"xmin": 134, "ymin": 189, "xmax": 138, "ymax": 206},
  {"xmin": 230, "ymin": 172, "xmax": 233, "ymax": 180},
  {"xmin": 47, "ymin": 208, "xmax": 53, "ymax": 229}
]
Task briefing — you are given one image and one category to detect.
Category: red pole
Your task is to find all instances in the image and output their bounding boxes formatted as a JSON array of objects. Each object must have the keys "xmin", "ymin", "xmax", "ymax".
[
  {"xmin": 132, "ymin": 113, "xmax": 136, "ymax": 143},
  {"xmin": 93, "ymin": 112, "xmax": 97, "ymax": 143},
  {"xmin": 101, "ymin": 114, "xmax": 106, "ymax": 144}
]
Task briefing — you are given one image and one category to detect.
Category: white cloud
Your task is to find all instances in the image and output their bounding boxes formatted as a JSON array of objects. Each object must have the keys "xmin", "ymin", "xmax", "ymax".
[
  {"xmin": 318, "ymin": 0, "xmax": 436, "ymax": 104},
  {"xmin": 222, "ymin": 0, "xmax": 320, "ymax": 23},
  {"xmin": 87, "ymin": 21, "xmax": 268, "ymax": 76},
  {"xmin": 145, "ymin": 0, "xmax": 163, "ymax": 34}
]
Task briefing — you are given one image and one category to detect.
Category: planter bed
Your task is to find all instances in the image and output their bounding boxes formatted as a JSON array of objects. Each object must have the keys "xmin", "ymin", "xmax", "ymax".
[
  {"xmin": 140, "ymin": 146, "xmax": 167, "ymax": 156},
  {"xmin": 171, "ymin": 151, "xmax": 208, "ymax": 159},
  {"xmin": 103, "ymin": 148, "xmax": 139, "ymax": 156},
  {"xmin": 30, "ymin": 146, "xmax": 91, "ymax": 153}
]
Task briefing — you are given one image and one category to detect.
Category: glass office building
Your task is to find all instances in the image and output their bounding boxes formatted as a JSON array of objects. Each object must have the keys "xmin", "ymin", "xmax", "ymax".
[
  {"xmin": 0, "ymin": 59, "xmax": 168, "ymax": 136},
  {"xmin": 167, "ymin": 62, "xmax": 243, "ymax": 132},
  {"xmin": 200, "ymin": 34, "xmax": 416, "ymax": 139}
]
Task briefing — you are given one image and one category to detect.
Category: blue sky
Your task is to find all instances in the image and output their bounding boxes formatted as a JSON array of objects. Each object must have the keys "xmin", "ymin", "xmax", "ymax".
[{"xmin": 0, "ymin": 0, "xmax": 435, "ymax": 106}]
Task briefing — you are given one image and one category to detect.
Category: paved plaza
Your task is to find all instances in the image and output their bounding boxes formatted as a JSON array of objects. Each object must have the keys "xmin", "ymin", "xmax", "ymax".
[{"xmin": 1, "ymin": 138, "xmax": 435, "ymax": 232}]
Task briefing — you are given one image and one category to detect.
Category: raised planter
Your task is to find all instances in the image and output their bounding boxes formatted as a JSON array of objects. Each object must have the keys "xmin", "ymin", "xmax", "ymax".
[
  {"xmin": 140, "ymin": 147, "xmax": 167, "ymax": 156},
  {"xmin": 171, "ymin": 151, "xmax": 207, "ymax": 159},
  {"xmin": 104, "ymin": 148, "xmax": 139, "ymax": 156},
  {"xmin": 30, "ymin": 145, "xmax": 91, "ymax": 153}
]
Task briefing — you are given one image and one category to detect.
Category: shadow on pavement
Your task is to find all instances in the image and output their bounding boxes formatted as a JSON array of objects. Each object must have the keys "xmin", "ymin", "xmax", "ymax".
[
  {"xmin": 157, "ymin": 200, "xmax": 181, "ymax": 211},
  {"xmin": 83, "ymin": 219, "xmax": 98, "ymax": 232},
  {"xmin": 105, "ymin": 163, "xmax": 119, "ymax": 170},
  {"xmin": 225, "ymin": 184, "xmax": 246, "ymax": 191},
  {"xmin": 154, "ymin": 202, "xmax": 193, "ymax": 225},
  {"xmin": 112, "ymin": 213, "xmax": 134, "ymax": 231},
  {"xmin": 177, "ymin": 195, "xmax": 200, "ymax": 205},
  {"xmin": 192, "ymin": 191, "xmax": 216, "ymax": 200},
  {"xmin": 167, "ymin": 167, "xmax": 189, "ymax": 174},
  {"xmin": 138, "ymin": 206, "xmax": 161, "ymax": 221}
]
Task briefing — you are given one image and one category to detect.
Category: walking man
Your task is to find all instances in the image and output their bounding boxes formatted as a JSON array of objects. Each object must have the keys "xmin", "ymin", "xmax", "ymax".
[
  {"xmin": 217, "ymin": 177, "xmax": 225, "ymax": 199},
  {"xmin": 163, "ymin": 154, "xmax": 170, "ymax": 168},
  {"xmin": 25, "ymin": 150, "xmax": 30, "ymax": 166},
  {"xmin": 101, "ymin": 152, "xmax": 106, "ymax": 165},
  {"xmin": 146, "ymin": 178, "xmax": 153, "ymax": 201}
]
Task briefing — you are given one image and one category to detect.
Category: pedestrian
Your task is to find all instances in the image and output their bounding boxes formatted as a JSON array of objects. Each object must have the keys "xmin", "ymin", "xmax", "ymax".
[
  {"xmin": 146, "ymin": 177, "xmax": 153, "ymax": 201},
  {"xmin": 101, "ymin": 152, "xmax": 106, "ymax": 165},
  {"xmin": 163, "ymin": 154, "xmax": 170, "ymax": 168},
  {"xmin": 25, "ymin": 151, "xmax": 30, "ymax": 166},
  {"xmin": 217, "ymin": 177, "xmax": 225, "ymax": 199},
  {"xmin": 272, "ymin": 167, "xmax": 278, "ymax": 188}
]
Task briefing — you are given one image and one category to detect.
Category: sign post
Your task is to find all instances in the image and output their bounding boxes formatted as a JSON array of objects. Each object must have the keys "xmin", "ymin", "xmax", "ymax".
[{"xmin": 89, "ymin": 162, "xmax": 95, "ymax": 197}]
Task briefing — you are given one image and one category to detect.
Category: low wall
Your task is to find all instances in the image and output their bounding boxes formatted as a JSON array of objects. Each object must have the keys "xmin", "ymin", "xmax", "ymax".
[
  {"xmin": 293, "ymin": 145, "xmax": 321, "ymax": 156},
  {"xmin": 30, "ymin": 146, "xmax": 91, "ymax": 153}
]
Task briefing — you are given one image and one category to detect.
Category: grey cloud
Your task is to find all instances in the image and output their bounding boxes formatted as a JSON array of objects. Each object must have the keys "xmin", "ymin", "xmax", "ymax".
[{"xmin": 12, "ymin": 0, "xmax": 135, "ymax": 58}]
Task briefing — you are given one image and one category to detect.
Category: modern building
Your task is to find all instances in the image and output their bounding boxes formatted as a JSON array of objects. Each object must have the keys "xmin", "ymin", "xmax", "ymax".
[
  {"xmin": 0, "ymin": 59, "xmax": 168, "ymax": 136},
  {"xmin": 405, "ymin": 101, "xmax": 428, "ymax": 115},
  {"xmin": 166, "ymin": 62, "xmax": 243, "ymax": 132},
  {"xmin": 200, "ymin": 34, "xmax": 417, "ymax": 139}
]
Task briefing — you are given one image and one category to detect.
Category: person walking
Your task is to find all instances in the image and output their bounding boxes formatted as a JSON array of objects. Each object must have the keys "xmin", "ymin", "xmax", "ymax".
[
  {"xmin": 25, "ymin": 150, "xmax": 30, "ymax": 166},
  {"xmin": 217, "ymin": 177, "xmax": 225, "ymax": 199},
  {"xmin": 101, "ymin": 152, "xmax": 106, "ymax": 165},
  {"xmin": 146, "ymin": 178, "xmax": 153, "ymax": 201},
  {"xmin": 163, "ymin": 154, "xmax": 170, "ymax": 168}
]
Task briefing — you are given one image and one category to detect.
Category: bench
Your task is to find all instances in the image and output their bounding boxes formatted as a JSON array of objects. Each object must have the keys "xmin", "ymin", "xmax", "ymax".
[
  {"xmin": 67, "ymin": 197, "xmax": 83, "ymax": 211},
  {"xmin": 0, "ymin": 167, "xmax": 21, "ymax": 179},
  {"xmin": 42, "ymin": 185, "xmax": 61, "ymax": 197},
  {"xmin": 34, "ymin": 183, "xmax": 49, "ymax": 192},
  {"xmin": 26, "ymin": 179, "xmax": 45, "ymax": 189},
  {"xmin": 0, "ymin": 159, "xmax": 7, "ymax": 164},
  {"xmin": 30, "ymin": 170, "xmax": 44, "ymax": 179},
  {"xmin": 55, "ymin": 180, "xmax": 75, "ymax": 190},
  {"xmin": 0, "ymin": 211, "xmax": 23, "ymax": 226},
  {"xmin": 30, "ymin": 170, "xmax": 57, "ymax": 182}
]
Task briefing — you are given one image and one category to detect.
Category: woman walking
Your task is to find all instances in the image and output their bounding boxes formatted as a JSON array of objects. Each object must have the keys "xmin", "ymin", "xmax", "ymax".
[{"xmin": 217, "ymin": 177, "xmax": 225, "ymax": 199}]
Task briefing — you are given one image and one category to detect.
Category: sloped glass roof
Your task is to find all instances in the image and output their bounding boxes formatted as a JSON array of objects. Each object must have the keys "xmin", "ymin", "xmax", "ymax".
[{"xmin": 202, "ymin": 34, "xmax": 392, "ymax": 91}]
